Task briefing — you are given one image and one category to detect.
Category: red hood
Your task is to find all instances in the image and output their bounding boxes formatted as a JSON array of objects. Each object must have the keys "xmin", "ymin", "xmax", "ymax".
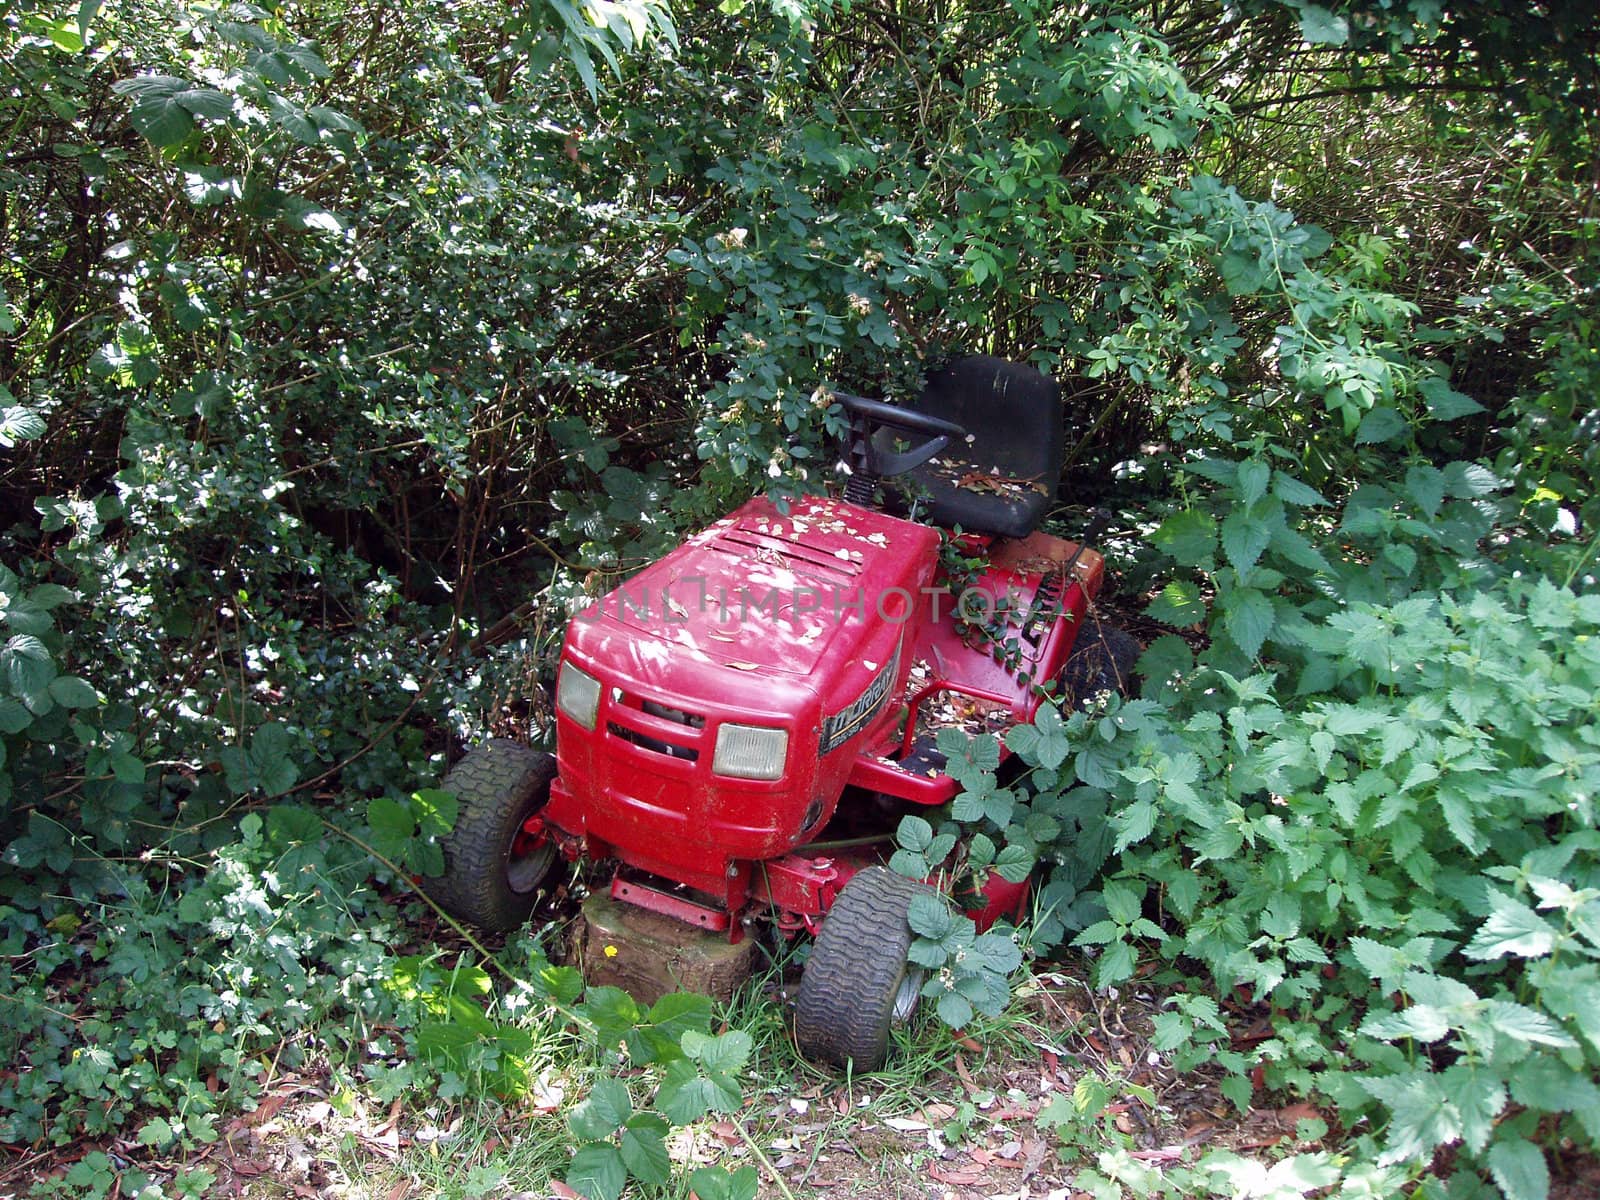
[{"xmin": 574, "ymin": 494, "xmax": 938, "ymax": 680}]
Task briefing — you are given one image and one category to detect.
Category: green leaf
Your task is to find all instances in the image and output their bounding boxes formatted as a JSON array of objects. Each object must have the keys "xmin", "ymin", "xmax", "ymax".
[
  {"xmin": 692, "ymin": 1029, "xmax": 752, "ymax": 1075},
  {"xmin": 540, "ymin": 964, "xmax": 586, "ymax": 1007},
  {"xmin": 994, "ymin": 844, "xmax": 1032, "ymax": 883},
  {"xmin": 137, "ymin": 1116, "xmax": 175, "ymax": 1147},
  {"xmin": 3, "ymin": 634, "xmax": 54, "ymax": 697},
  {"xmin": 654, "ymin": 1057, "xmax": 741, "ymax": 1124},
  {"xmin": 1153, "ymin": 509, "xmax": 1216, "ymax": 567},
  {"xmin": 28, "ymin": 584, "xmax": 74, "ymax": 610},
  {"xmin": 1102, "ymin": 880, "xmax": 1142, "ymax": 925},
  {"xmin": 0, "ymin": 405, "xmax": 45, "ymax": 445},
  {"xmin": 897, "ymin": 814, "xmax": 933, "ymax": 853},
  {"xmin": 889, "ymin": 848, "xmax": 929, "ymax": 877},
  {"xmin": 581, "ymin": 986, "xmax": 641, "ymax": 1049},
  {"xmin": 1487, "ymin": 1137, "xmax": 1550, "ymax": 1200},
  {"xmin": 1464, "ymin": 889, "xmax": 1557, "ymax": 961},
  {"xmin": 1361, "ymin": 1005, "xmax": 1451, "ymax": 1044},
  {"xmin": 111, "ymin": 750, "xmax": 145, "ymax": 784},
  {"xmin": 2, "ymin": 598, "xmax": 51, "ymax": 636},
  {"xmin": 567, "ymin": 1143, "xmax": 626, "ymax": 1200},
  {"xmin": 366, "ymin": 795, "xmax": 414, "ymax": 850},
  {"xmin": 1221, "ymin": 510, "xmax": 1272, "ymax": 576},
  {"xmin": 1220, "ymin": 245, "xmax": 1266, "ymax": 294},
  {"xmin": 1272, "ymin": 471, "xmax": 1328, "ymax": 507},
  {"xmin": 967, "ymin": 832, "xmax": 996, "ymax": 868},
  {"xmin": 1350, "ymin": 936, "xmax": 1438, "ymax": 992},
  {"xmin": 77, "ymin": 0, "xmax": 104, "ymax": 38},
  {"xmin": 688, "ymin": 1166, "xmax": 759, "ymax": 1200},
  {"xmin": 1405, "ymin": 465, "xmax": 1448, "ymax": 517},
  {"xmin": 936, "ymin": 990, "xmax": 974, "ymax": 1028},
  {"xmin": 1298, "ymin": 4, "xmax": 1350, "ymax": 45},
  {"xmin": 641, "ymin": 992, "xmax": 711, "ymax": 1052},
  {"xmin": 1509, "ymin": 1053, "xmax": 1600, "ymax": 1121},
  {"xmin": 1112, "ymin": 799, "xmax": 1156, "ymax": 854},
  {"xmin": 1263, "ymin": 1154, "xmax": 1341, "ymax": 1192},
  {"xmin": 266, "ymin": 805, "xmax": 323, "ymax": 845},
  {"xmin": 177, "ymin": 86, "xmax": 234, "ymax": 120},
  {"xmin": 619, "ymin": 1114, "xmax": 670, "ymax": 1185},
  {"xmin": 1361, "ymin": 1071, "xmax": 1462, "ymax": 1162},
  {"xmin": 1482, "ymin": 1001, "xmax": 1575, "ymax": 1048},
  {"xmin": 1418, "ymin": 376, "xmax": 1484, "ymax": 422},
  {"xmin": 410, "ymin": 787, "xmax": 458, "ymax": 837},
  {"xmin": 0, "ymin": 697, "xmax": 31, "ymax": 733},
  {"xmin": 265, "ymin": 92, "xmax": 318, "ymax": 143},
  {"xmin": 114, "ymin": 77, "xmax": 233, "ymax": 146},
  {"xmin": 1356, "ymin": 407, "xmax": 1407, "ymax": 445},
  {"xmin": 908, "ymin": 892, "xmax": 953, "ymax": 939},
  {"xmin": 1072, "ymin": 920, "xmax": 1120, "ymax": 947},
  {"xmin": 1219, "ymin": 588, "xmax": 1274, "ymax": 659},
  {"xmin": 570, "ymin": 1077, "xmax": 632, "ymax": 1139},
  {"xmin": 1035, "ymin": 1092, "xmax": 1075, "ymax": 1130},
  {"xmin": 245, "ymin": 722, "xmax": 298, "ymax": 796},
  {"xmin": 1442, "ymin": 461, "xmax": 1501, "ymax": 497},
  {"xmin": 1235, "ymin": 459, "xmax": 1270, "ymax": 505},
  {"xmin": 1008, "ymin": 704, "xmax": 1070, "ymax": 769},
  {"xmin": 47, "ymin": 675, "xmax": 99, "ymax": 708},
  {"xmin": 1096, "ymin": 940, "xmax": 1136, "ymax": 985},
  {"xmin": 1535, "ymin": 966, "xmax": 1600, "ymax": 1055},
  {"xmin": 308, "ymin": 105, "xmax": 362, "ymax": 134},
  {"xmin": 1145, "ymin": 579, "xmax": 1206, "ymax": 626},
  {"xmin": 973, "ymin": 931, "xmax": 1022, "ymax": 974}
]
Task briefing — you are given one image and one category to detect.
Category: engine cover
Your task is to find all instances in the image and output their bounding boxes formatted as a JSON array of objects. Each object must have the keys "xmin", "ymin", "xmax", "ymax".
[{"xmin": 545, "ymin": 495, "xmax": 940, "ymax": 900}]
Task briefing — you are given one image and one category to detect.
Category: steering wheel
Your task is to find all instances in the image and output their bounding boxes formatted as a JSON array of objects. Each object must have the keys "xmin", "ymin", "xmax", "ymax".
[{"xmin": 833, "ymin": 391, "xmax": 967, "ymax": 479}]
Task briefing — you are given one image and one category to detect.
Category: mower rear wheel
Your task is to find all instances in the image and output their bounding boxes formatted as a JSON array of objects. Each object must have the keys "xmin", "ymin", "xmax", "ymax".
[
  {"xmin": 428, "ymin": 739, "xmax": 558, "ymax": 932},
  {"xmin": 795, "ymin": 866, "xmax": 930, "ymax": 1071},
  {"xmin": 1059, "ymin": 619, "xmax": 1140, "ymax": 705}
]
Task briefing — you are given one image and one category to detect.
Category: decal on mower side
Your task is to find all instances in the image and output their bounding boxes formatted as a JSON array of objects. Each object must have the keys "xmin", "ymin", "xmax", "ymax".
[{"xmin": 819, "ymin": 643, "xmax": 901, "ymax": 755}]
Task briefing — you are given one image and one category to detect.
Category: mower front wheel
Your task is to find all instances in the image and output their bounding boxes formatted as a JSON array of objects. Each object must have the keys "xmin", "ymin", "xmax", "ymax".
[
  {"xmin": 794, "ymin": 866, "xmax": 931, "ymax": 1071},
  {"xmin": 428, "ymin": 739, "xmax": 558, "ymax": 932}
]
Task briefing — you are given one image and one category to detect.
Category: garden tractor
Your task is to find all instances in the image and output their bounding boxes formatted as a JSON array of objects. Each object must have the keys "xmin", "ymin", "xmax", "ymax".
[{"xmin": 427, "ymin": 355, "xmax": 1137, "ymax": 1069}]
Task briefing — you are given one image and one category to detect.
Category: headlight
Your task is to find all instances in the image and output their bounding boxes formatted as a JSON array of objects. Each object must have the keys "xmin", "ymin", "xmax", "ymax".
[
  {"xmin": 713, "ymin": 723, "xmax": 789, "ymax": 780},
  {"xmin": 557, "ymin": 661, "xmax": 602, "ymax": 730}
]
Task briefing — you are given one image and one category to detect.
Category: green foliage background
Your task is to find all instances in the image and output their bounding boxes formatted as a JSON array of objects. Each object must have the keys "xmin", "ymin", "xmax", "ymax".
[{"xmin": 1, "ymin": 0, "xmax": 1596, "ymax": 1196}]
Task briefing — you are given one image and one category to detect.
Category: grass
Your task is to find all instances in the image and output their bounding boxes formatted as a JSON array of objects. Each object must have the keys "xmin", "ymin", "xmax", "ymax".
[{"xmin": 220, "ymin": 928, "xmax": 1077, "ymax": 1200}]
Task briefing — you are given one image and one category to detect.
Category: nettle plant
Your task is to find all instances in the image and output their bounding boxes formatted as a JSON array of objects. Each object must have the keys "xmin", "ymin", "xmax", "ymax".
[{"xmin": 924, "ymin": 441, "xmax": 1598, "ymax": 1197}]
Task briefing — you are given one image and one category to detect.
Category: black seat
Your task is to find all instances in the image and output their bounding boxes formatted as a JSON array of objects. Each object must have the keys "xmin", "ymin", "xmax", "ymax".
[{"xmin": 880, "ymin": 356, "xmax": 1063, "ymax": 538}]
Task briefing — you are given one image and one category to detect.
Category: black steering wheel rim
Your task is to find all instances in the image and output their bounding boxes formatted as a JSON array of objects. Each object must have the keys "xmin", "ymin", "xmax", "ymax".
[
  {"xmin": 832, "ymin": 391, "xmax": 967, "ymax": 442},
  {"xmin": 832, "ymin": 389, "xmax": 967, "ymax": 486}
]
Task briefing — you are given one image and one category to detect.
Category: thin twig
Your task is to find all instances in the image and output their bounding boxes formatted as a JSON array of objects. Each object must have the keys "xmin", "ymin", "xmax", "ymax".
[{"xmin": 735, "ymin": 1118, "xmax": 801, "ymax": 1200}]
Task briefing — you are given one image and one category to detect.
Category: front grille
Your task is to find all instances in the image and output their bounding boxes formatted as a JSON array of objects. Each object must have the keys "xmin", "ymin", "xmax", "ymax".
[
  {"xmin": 641, "ymin": 699, "xmax": 705, "ymax": 728},
  {"xmin": 608, "ymin": 723, "xmax": 699, "ymax": 761},
  {"xmin": 605, "ymin": 692, "xmax": 705, "ymax": 762}
]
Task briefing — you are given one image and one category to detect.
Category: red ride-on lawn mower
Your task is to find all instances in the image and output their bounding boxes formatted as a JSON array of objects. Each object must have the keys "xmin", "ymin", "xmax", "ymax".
[{"xmin": 428, "ymin": 356, "xmax": 1137, "ymax": 1069}]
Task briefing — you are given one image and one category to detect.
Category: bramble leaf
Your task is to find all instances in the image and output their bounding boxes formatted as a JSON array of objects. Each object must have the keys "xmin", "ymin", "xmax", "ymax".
[{"xmin": 567, "ymin": 1143, "xmax": 626, "ymax": 1200}]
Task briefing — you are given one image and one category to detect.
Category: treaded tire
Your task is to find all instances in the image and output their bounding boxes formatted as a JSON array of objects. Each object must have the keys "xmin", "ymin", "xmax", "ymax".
[
  {"xmin": 427, "ymin": 739, "xmax": 557, "ymax": 932},
  {"xmin": 795, "ymin": 866, "xmax": 931, "ymax": 1071},
  {"xmin": 1059, "ymin": 619, "xmax": 1140, "ymax": 706}
]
